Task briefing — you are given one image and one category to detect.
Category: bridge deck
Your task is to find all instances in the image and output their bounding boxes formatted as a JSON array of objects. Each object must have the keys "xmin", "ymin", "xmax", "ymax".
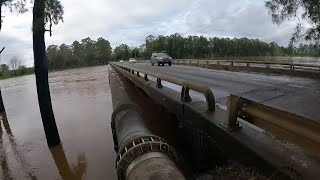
[{"xmin": 121, "ymin": 63, "xmax": 320, "ymax": 122}]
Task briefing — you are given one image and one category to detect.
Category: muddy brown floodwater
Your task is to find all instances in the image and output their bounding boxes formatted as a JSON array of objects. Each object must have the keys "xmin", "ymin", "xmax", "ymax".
[{"xmin": 0, "ymin": 66, "xmax": 117, "ymax": 179}]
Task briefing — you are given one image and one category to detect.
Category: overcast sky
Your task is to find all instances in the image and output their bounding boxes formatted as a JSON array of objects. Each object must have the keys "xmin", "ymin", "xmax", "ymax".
[{"xmin": 0, "ymin": 0, "xmax": 297, "ymax": 67}]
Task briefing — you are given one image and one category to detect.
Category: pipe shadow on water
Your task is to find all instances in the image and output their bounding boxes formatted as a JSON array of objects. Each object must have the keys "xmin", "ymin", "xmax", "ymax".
[
  {"xmin": 50, "ymin": 144, "xmax": 87, "ymax": 180},
  {"xmin": 0, "ymin": 112, "xmax": 87, "ymax": 180},
  {"xmin": 0, "ymin": 112, "xmax": 37, "ymax": 180},
  {"xmin": 0, "ymin": 131, "xmax": 12, "ymax": 180}
]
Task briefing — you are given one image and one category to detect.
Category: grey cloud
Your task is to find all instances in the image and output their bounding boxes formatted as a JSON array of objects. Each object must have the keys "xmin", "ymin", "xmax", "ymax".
[
  {"xmin": 0, "ymin": 9, "xmax": 33, "ymax": 66},
  {"xmin": 162, "ymin": 0, "xmax": 296, "ymax": 46},
  {"xmin": 47, "ymin": 0, "xmax": 192, "ymax": 46},
  {"xmin": 0, "ymin": 34, "xmax": 33, "ymax": 66}
]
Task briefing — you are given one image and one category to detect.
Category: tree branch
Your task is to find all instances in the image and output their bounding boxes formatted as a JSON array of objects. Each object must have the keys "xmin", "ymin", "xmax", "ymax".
[
  {"xmin": 0, "ymin": 47, "xmax": 5, "ymax": 54},
  {"xmin": 45, "ymin": 29, "xmax": 52, "ymax": 36},
  {"xmin": 45, "ymin": 13, "xmax": 53, "ymax": 36}
]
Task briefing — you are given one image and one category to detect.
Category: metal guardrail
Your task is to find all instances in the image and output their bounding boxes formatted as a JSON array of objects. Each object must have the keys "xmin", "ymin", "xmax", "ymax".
[
  {"xmin": 110, "ymin": 62, "xmax": 216, "ymax": 112},
  {"xmin": 173, "ymin": 59, "xmax": 320, "ymax": 70},
  {"xmin": 226, "ymin": 95, "xmax": 320, "ymax": 145},
  {"xmin": 138, "ymin": 59, "xmax": 320, "ymax": 69},
  {"xmin": 111, "ymin": 63, "xmax": 320, "ymax": 145}
]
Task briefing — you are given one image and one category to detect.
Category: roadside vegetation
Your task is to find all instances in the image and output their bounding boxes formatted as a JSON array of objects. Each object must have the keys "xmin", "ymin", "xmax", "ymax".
[
  {"xmin": 6, "ymin": 33, "xmax": 319, "ymax": 80},
  {"xmin": 0, "ymin": 56, "xmax": 34, "ymax": 79},
  {"xmin": 46, "ymin": 37, "xmax": 112, "ymax": 70},
  {"xmin": 113, "ymin": 34, "xmax": 319, "ymax": 61},
  {"xmin": 46, "ymin": 34, "xmax": 319, "ymax": 69}
]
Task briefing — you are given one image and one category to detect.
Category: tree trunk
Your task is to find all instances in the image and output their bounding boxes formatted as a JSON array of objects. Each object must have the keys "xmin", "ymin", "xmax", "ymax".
[
  {"xmin": 0, "ymin": 0, "xmax": 4, "ymax": 112},
  {"xmin": 33, "ymin": 0, "xmax": 60, "ymax": 147},
  {"xmin": 0, "ymin": 88, "xmax": 6, "ymax": 113}
]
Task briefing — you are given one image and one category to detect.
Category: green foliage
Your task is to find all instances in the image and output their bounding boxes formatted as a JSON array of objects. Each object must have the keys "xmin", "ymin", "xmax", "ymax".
[
  {"xmin": 16, "ymin": 65, "xmax": 33, "ymax": 76},
  {"xmin": 0, "ymin": 64, "xmax": 33, "ymax": 79},
  {"xmin": 96, "ymin": 37, "xmax": 112, "ymax": 64},
  {"xmin": 0, "ymin": 64, "xmax": 9, "ymax": 71},
  {"xmin": 265, "ymin": 0, "xmax": 320, "ymax": 44},
  {"xmin": 45, "ymin": 0, "xmax": 63, "ymax": 24},
  {"xmin": 147, "ymin": 35, "xmax": 279, "ymax": 58},
  {"xmin": 112, "ymin": 44, "xmax": 146, "ymax": 61},
  {"xmin": 112, "ymin": 33, "xmax": 317, "ymax": 60},
  {"xmin": 48, "ymin": 34, "xmax": 318, "ymax": 68},
  {"xmin": 113, "ymin": 44, "xmax": 130, "ymax": 60},
  {"xmin": 46, "ymin": 37, "xmax": 112, "ymax": 70},
  {"xmin": 44, "ymin": 0, "xmax": 64, "ymax": 36}
]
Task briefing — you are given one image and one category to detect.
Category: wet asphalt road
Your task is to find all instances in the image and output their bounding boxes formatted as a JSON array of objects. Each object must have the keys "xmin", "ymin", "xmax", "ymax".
[{"xmin": 119, "ymin": 63, "xmax": 320, "ymax": 122}]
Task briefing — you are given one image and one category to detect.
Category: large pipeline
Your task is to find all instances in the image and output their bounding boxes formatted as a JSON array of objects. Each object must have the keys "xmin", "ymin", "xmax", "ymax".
[{"xmin": 109, "ymin": 67, "xmax": 185, "ymax": 180}]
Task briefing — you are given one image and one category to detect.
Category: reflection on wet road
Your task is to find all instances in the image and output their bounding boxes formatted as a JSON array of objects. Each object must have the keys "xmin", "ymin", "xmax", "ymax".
[{"xmin": 0, "ymin": 66, "xmax": 117, "ymax": 179}]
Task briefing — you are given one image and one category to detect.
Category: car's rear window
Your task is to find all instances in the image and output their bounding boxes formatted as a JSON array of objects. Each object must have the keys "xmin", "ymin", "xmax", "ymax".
[{"xmin": 155, "ymin": 53, "xmax": 169, "ymax": 57}]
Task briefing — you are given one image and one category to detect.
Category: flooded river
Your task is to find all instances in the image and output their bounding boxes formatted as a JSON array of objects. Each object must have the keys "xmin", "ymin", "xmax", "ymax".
[{"xmin": 0, "ymin": 66, "xmax": 117, "ymax": 179}]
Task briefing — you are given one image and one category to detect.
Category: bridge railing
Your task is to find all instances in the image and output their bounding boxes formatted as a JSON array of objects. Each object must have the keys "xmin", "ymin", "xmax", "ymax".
[
  {"xmin": 226, "ymin": 95, "xmax": 320, "ymax": 145},
  {"xmin": 110, "ymin": 62, "xmax": 216, "ymax": 112},
  {"xmin": 111, "ymin": 61, "xmax": 320, "ymax": 179},
  {"xmin": 179, "ymin": 59, "xmax": 319, "ymax": 69},
  {"xmin": 137, "ymin": 59, "xmax": 320, "ymax": 72}
]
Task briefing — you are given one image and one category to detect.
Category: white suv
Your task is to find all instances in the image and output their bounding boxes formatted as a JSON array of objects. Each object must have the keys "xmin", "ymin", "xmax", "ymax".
[{"xmin": 129, "ymin": 58, "xmax": 137, "ymax": 64}]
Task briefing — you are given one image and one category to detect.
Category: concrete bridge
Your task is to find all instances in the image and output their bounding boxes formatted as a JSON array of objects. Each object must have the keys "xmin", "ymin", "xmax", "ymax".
[{"xmin": 109, "ymin": 60, "xmax": 320, "ymax": 180}]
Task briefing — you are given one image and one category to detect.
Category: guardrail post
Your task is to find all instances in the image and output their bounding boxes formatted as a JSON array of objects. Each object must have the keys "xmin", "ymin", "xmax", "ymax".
[
  {"xmin": 224, "ymin": 95, "xmax": 241, "ymax": 131},
  {"xmin": 266, "ymin": 63, "xmax": 270, "ymax": 68},
  {"xmin": 137, "ymin": 72, "xmax": 140, "ymax": 77},
  {"xmin": 246, "ymin": 63, "xmax": 250, "ymax": 67},
  {"xmin": 289, "ymin": 65, "xmax": 295, "ymax": 70},
  {"xmin": 156, "ymin": 78, "xmax": 163, "ymax": 88},
  {"xmin": 217, "ymin": 61, "xmax": 220, "ymax": 65},
  {"xmin": 144, "ymin": 74, "xmax": 148, "ymax": 81},
  {"xmin": 181, "ymin": 86, "xmax": 192, "ymax": 102},
  {"xmin": 230, "ymin": 62, "xmax": 233, "ymax": 66},
  {"xmin": 205, "ymin": 90, "xmax": 216, "ymax": 112},
  {"xmin": 132, "ymin": 70, "xmax": 134, "ymax": 75}
]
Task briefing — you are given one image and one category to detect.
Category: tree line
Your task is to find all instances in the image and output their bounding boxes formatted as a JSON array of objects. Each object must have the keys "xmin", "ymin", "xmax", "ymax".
[
  {"xmin": 46, "ymin": 35, "xmax": 319, "ymax": 69},
  {"xmin": 112, "ymin": 34, "xmax": 319, "ymax": 61},
  {"xmin": 46, "ymin": 37, "xmax": 112, "ymax": 70},
  {"xmin": 14, "ymin": 33, "xmax": 320, "ymax": 74}
]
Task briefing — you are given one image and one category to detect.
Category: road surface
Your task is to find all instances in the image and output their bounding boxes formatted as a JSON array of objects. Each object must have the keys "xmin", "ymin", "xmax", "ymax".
[{"xmin": 119, "ymin": 63, "xmax": 320, "ymax": 122}]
